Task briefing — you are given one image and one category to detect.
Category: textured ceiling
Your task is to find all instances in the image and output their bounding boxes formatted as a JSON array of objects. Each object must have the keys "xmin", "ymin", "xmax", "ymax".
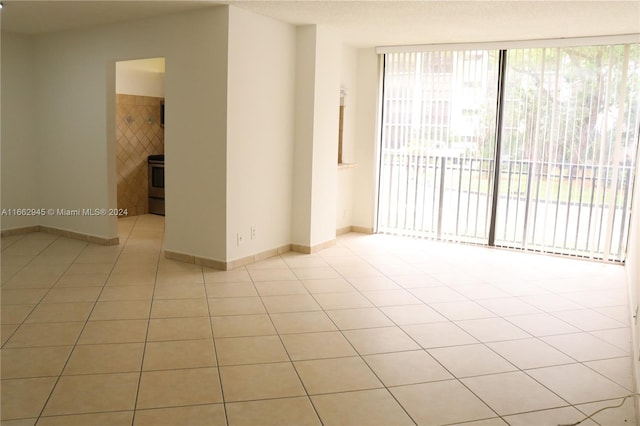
[{"xmin": 1, "ymin": 1, "xmax": 639, "ymax": 48}]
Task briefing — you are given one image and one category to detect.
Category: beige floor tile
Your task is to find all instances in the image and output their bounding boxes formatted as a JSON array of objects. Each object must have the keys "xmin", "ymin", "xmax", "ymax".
[
  {"xmin": 226, "ymin": 397, "xmax": 321, "ymax": 426},
  {"xmin": 246, "ymin": 257, "xmax": 290, "ymax": 270},
  {"xmin": 429, "ymin": 344, "xmax": 517, "ymax": 377},
  {"xmin": 78, "ymin": 320, "xmax": 148, "ymax": 344},
  {"xmin": 55, "ymin": 273, "xmax": 109, "ymax": 287},
  {"xmin": 90, "ymin": 300, "xmax": 151, "ymax": 320},
  {"xmin": 361, "ymin": 289, "xmax": 422, "ymax": 306},
  {"xmin": 63, "ymin": 343, "xmax": 144, "ymax": 375},
  {"xmin": 584, "ymin": 357, "xmax": 634, "ymax": 390},
  {"xmin": 1, "ymin": 289, "xmax": 48, "ymax": 305},
  {"xmin": 1, "ymin": 346, "xmax": 73, "ymax": 379},
  {"xmin": 281, "ymin": 331, "xmax": 357, "ymax": 360},
  {"xmin": 282, "ymin": 253, "xmax": 327, "ymax": 268},
  {"xmin": 205, "ymin": 282, "xmax": 258, "ymax": 298},
  {"xmin": 504, "ymin": 406, "xmax": 598, "ymax": 426},
  {"xmin": 311, "ymin": 388, "xmax": 414, "ymax": 426},
  {"xmin": 519, "ymin": 294, "xmax": 583, "ymax": 312},
  {"xmin": 292, "ymin": 266, "xmax": 340, "ymax": 280},
  {"xmin": 40, "ymin": 287, "xmax": 101, "ymax": 304},
  {"xmin": 575, "ymin": 397, "xmax": 636, "ymax": 426},
  {"xmin": 220, "ymin": 362, "xmax": 306, "ymax": 402},
  {"xmin": 346, "ymin": 276, "xmax": 399, "ymax": 291},
  {"xmin": 430, "ymin": 300, "xmax": 497, "ymax": 320},
  {"xmin": 99, "ymin": 285, "xmax": 154, "ymax": 301},
  {"xmin": 477, "ymin": 298, "xmax": 542, "ymax": 316},
  {"xmin": 402, "ymin": 322, "xmax": 479, "ymax": 348},
  {"xmin": 380, "ymin": 304, "xmax": 447, "ymax": 325},
  {"xmin": 137, "ymin": 367, "xmax": 223, "ymax": 409},
  {"xmin": 505, "ymin": 313, "xmax": 581, "ymax": 336},
  {"xmin": 302, "ymin": 278, "xmax": 355, "ymax": 293},
  {"xmin": 389, "ymin": 274, "xmax": 443, "ymax": 289},
  {"xmin": 542, "ymin": 332, "xmax": 629, "ymax": 362},
  {"xmin": 1, "ymin": 304, "xmax": 35, "ymax": 324},
  {"xmin": 134, "ymin": 404, "xmax": 226, "ymax": 426},
  {"xmin": 326, "ymin": 307, "xmax": 394, "ymax": 330},
  {"xmin": 211, "ymin": 314, "xmax": 276, "ymax": 338},
  {"xmin": 147, "ymin": 317, "xmax": 212, "ymax": 341},
  {"xmin": 37, "ymin": 411, "xmax": 134, "ymax": 426},
  {"xmin": 143, "ymin": 339, "xmax": 216, "ymax": 371},
  {"xmin": 203, "ymin": 269, "xmax": 252, "ymax": 283},
  {"xmin": 294, "ymin": 356, "xmax": 383, "ymax": 394},
  {"xmin": 0, "ymin": 377, "xmax": 57, "ymax": 420},
  {"xmin": 216, "ymin": 335, "xmax": 289, "ymax": 366},
  {"xmin": 590, "ymin": 327, "xmax": 633, "ymax": 352},
  {"xmin": 254, "ymin": 280, "xmax": 308, "ymax": 296},
  {"xmin": 270, "ymin": 311, "xmax": 337, "ymax": 334},
  {"xmin": 155, "ymin": 272, "xmax": 204, "ymax": 286},
  {"xmin": 410, "ymin": 286, "xmax": 467, "ymax": 303},
  {"xmin": 526, "ymin": 363, "xmax": 629, "ymax": 404},
  {"xmin": 150, "ymin": 298, "xmax": 209, "ymax": 318},
  {"xmin": 455, "ymin": 284, "xmax": 511, "ymax": 300},
  {"xmin": 364, "ymin": 350, "xmax": 453, "ymax": 386},
  {"xmin": 249, "ymin": 268, "xmax": 298, "ymax": 282},
  {"xmin": 153, "ymin": 282, "xmax": 206, "ymax": 299},
  {"xmin": 390, "ymin": 380, "xmax": 496, "ymax": 425},
  {"xmin": 343, "ymin": 327, "xmax": 420, "ymax": 354},
  {"xmin": 24, "ymin": 302, "xmax": 93, "ymax": 323},
  {"xmin": 43, "ymin": 372, "xmax": 139, "ymax": 416},
  {"xmin": 2, "ymin": 324, "xmax": 19, "ymax": 345},
  {"xmin": 261, "ymin": 294, "xmax": 321, "ymax": 313},
  {"xmin": 5, "ymin": 322, "xmax": 84, "ymax": 348},
  {"xmin": 487, "ymin": 338, "xmax": 574, "ymax": 369},
  {"xmin": 553, "ymin": 309, "xmax": 627, "ymax": 331},
  {"xmin": 456, "ymin": 318, "xmax": 532, "ymax": 342},
  {"xmin": 313, "ymin": 292, "xmax": 373, "ymax": 310},
  {"xmin": 106, "ymin": 271, "xmax": 156, "ymax": 286},
  {"xmin": 462, "ymin": 371, "xmax": 567, "ymax": 415},
  {"xmin": 449, "ymin": 418, "xmax": 509, "ymax": 426},
  {"xmin": 208, "ymin": 297, "xmax": 266, "ymax": 316}
]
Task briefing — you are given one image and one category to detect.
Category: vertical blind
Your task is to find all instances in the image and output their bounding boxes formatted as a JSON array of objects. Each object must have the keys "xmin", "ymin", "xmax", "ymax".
[{"xmin": 378, "ymin": 43, "xmax": 640, "ymax": 262}]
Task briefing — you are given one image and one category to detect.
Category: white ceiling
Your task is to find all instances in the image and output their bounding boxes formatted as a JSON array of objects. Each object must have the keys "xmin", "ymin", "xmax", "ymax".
[{"xmin": 1, "ymin": 1, "xmax": 639, "ymax": 48}]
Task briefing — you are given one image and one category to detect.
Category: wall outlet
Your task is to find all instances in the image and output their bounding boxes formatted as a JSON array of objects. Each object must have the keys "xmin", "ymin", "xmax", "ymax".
[
  {"xmin": 251, "ymin": 227, "xmax": 256, "ymax": 240},
  {"xmin": 237, "ymin": 233, "xmax": 244, "ymax": 246}
]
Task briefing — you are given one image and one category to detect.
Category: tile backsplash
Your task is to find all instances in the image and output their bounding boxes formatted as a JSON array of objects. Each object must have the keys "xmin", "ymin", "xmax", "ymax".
[{"xmin": 116, "ymin": 94, "xmax": 164, "ymax": 216}]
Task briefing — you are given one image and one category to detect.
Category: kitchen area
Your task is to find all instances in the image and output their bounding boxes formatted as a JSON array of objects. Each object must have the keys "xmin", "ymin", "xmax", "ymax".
[{"xmin": 115, "ymin": 58, "xmax": 165, "ymax": 217}]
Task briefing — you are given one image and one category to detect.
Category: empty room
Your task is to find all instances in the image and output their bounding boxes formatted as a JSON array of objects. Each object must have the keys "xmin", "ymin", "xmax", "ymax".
[{"xmin": 1, "ymin": 1, "xmax": 640, "ymax": 425}]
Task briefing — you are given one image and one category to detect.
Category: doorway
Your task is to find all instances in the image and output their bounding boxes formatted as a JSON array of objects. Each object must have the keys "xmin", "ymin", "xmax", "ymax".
[{"xmin": 114, "ymin": 57, "xmax": 166, "ymax": 217}]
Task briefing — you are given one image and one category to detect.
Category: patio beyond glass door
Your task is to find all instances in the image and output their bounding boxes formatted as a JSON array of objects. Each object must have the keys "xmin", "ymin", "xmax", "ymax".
[
  {"xmin": 378, "ymin": 44, "xmax": 640, "ymax": 262},
  {"xmin": 377, "ymin": 51, "xmax": 500, "ymax": 244},
  {"xmin": 495, "ymin": 45, "xmax": 640, "ymax": 261}
]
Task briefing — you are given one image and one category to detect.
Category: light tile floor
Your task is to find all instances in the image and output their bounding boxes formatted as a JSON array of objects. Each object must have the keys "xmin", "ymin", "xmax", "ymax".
[{"xmin": 1, "ymin": 214, "xmax": 636, "ymax": 426}]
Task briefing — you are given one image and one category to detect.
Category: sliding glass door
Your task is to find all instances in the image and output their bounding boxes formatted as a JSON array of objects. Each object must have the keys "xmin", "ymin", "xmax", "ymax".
[
  {"xmin": 378, "ymin": 43, "xmax": 640, "ymax": 262},
  {"xmin": 495, "ymin": 45, "xmax": 640, "ymax": 261},
  {"xmin": 377, "ymin": 50, "xmax": 500, "ymax": 244}
]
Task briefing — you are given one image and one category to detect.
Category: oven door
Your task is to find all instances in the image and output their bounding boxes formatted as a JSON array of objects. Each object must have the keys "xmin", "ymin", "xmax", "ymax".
[{"xmin": 148, "ymin": 162, "xmax": 165, "ymax": 199}]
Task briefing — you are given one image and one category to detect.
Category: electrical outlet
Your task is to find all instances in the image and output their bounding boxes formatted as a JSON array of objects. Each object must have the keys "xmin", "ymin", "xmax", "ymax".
[
  {"xmin": 251, "ymin": 227, "xmax": 256, "ymax": 240},
  {"xmin": 237, "ymin": 233, "xmax": 244, "ymax": 246}
]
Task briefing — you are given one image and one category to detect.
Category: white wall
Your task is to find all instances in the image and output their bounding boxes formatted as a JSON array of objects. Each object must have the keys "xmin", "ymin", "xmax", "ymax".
[
  {"xmin": 226, "ymin": 6, "xmax": 296, "ymax": 261},
  {"xmin": 626, "ymin": 144, "xmax": 640, "ymax": 414},
  {"xmin": 291, "ymin": 26, "xmax": 317, "ymax": 247},
  {"xmin": 309, "ymin": 26, "xmax": 341, "ymax": 246},
  {"xmin": 292, "ymin": 25, "xmax": 341, "ymax": 248},
  {"xmin": 352, "ymin": 48, "xmax": 381, "ymax": 231},
  {"xmin": 336, "ymin": 44, "xmax": 359, "ymax": 230},
  {"xmin": 7, "ymin": 7, "xmax": 229, "ymax": 261},
  {"xmin": 116, "ymin": 63, "xmax": 165, "ymax": 98},
  {"xmin": 1, "ymin": 33, "xmax": 39, "ymax": 231}
]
